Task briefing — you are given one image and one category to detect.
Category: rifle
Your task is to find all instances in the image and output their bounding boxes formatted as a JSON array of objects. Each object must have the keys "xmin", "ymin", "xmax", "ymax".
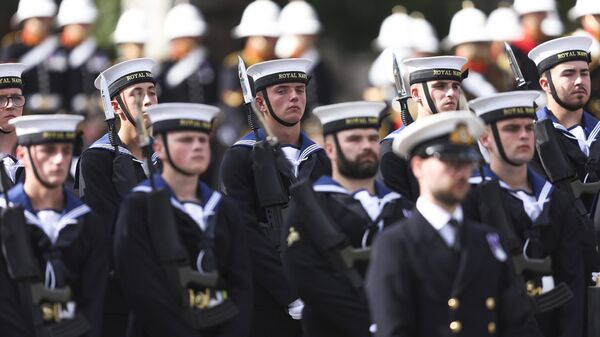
[
  {"xmin": 534, "ymin": 119, "xmax": 600, "ymax": 216},
  {"xmin": 0, "ymin": 161, "xmax": 89, "ymax": 336},
  {"xmin": 289, "ymin": 180, "xmax": 371, "ymax": 298},
  {"xmin": 238, "ymin": 58, "xmax": 295, "ymax": 251},
  {"xmin": 132, "ymin": 101, "xmax": 237, "ymax": 328},
  {"xmin": 392, "ymin": 53, "xmax": 413, "ymax": 126},
  {"xmin": 477, "ymin": 178, "xmax": 573, "ymax": 313}
]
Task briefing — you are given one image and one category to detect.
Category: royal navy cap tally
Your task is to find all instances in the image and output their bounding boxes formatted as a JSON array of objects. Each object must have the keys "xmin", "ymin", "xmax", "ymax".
[
  {"xmin": 469, "ymin": 91, "xmax": 540, "ymax": 124},
  {"xmin": 93, "ymin": 58, "xmax": 155, "ymax": 98},
  {"xmin": 247, "ymin": 58, "xmax": 311, "ymax": 92},
  {"xmin": 147, "ymin": 103, "xmax": 220, "ymax": 134},
  {"xmin": 0, "ymin": 63, "xmax": 26, "ymax": 90},
  {"xmin": 313, "ymin": 101, "xmax": 386, "ymax": 135},
  {"xmin": 528, "ymin": 35, "xmax": 592, "ymax": 75},
  {"xmin": 9, "ymin": 114, "xmax": 83, "ymax": 145},
  {"xmin": 392, "ymin": 111, "xmax": 485, "ymax": 161},
  {"xmin": 403, "ymin": 56, "xmax": 468, "ymax": 85}
]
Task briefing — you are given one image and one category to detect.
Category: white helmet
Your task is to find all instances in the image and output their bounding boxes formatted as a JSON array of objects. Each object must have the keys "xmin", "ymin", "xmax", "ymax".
[
  {"xmin": 279, "ymin": 0, "xmax": 321, "ymax": 35},
  {"xmin": 15, "ymin": 0, "xmax": 57, "ymax": 23},
  {"xmin": 486, "ymin": 6, "xmax": 523, "ymax": 42},
  {"xmin": 444, "ymin": 1, "xmax": 490, "ymax": 49},
  {"xmin": 409, "ymin": 12, "xmax": 438, "ymax": 54},
  {"xmin": 374, "ymin": 6, "xmax": 412, "ymax": 51},
  {"xmin": 57, "ymin": 0, "xmax": 98, "ymax": 27},
  {"xmin": 568, "ymin": 0, "xmax": 600, "ymax": 21},
  {"xmin": 541, "ymin": 11, "xmax": 564, "ymax": 37},
  {"xmin": 113, "ymin": 9, "xmax": 148, "ymax": 44},
  {"xmin": 232, "ymin": 0, "xmax": 280, "ymax": 38},
  {"xmin": 164, "ymin": 4, "xmax": 207, "ymax": 40},
  {"xmin": 513, "ymin": 0, "xmax": 556, "ymax": 16}
]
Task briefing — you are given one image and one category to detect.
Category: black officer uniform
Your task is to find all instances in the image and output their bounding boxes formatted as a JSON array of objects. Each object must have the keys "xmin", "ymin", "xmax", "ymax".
[
  {"xmin": 465, "ymin": 166, "xmax": 585, "ymax": 337},
  {"xmin": 0, "ymin": 115, "xmax": 108, "ymax": 337},
  {"xmin": 283, "ymin": 176, "xmax": 413, "ymax": 337},
  {"xmin": 115, "ymin": 175, "xmax": 252, "ymax": 337},
  {"xmin": 220, "ymin": 128, "xmax": 329, "ymax": 336},
  {"xmin": 366, "ymin": 112, "xmax": 540, "ymax": 337}
]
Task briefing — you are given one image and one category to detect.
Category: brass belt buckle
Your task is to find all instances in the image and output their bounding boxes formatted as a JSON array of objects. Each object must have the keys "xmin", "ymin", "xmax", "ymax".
[
  {"xmin": 188, "ymin": 288, "xmax": 211, "ymax": 309},
  {"xmin": 40, "ymin": 302, "xmax": 61, "ymax": 322}
]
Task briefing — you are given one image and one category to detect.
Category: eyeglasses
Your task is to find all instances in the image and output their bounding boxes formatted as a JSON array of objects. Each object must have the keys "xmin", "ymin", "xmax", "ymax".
[{"xmin": 0, "ymin": 95, "xmax": 25, "ymax": 108}]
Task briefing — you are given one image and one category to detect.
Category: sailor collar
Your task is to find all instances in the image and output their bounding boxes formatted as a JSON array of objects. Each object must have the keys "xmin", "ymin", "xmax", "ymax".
[
  {"xmin": 382, "ymin": 124, "xmax": 405, "ymax": 142},
  {"xmin": 89, "ymin": 133, "xmax": 159, "ymax": 164},
  {"xmin": 312, "ymin": 175, "xmax": 402, "ymax": 202},
  {"xmin": 132, "ymin": 174, "xmax": 222, "ymax": 222},
  {"xmin": 233, "ymin": 128, "xmax": 323, "ymax": 161},
  {"xmin": 469, "ymin": 165, "xmax": 554, "ymax": 206},
  {"xmin": 536, "ymin": 106, "xmax": 600, "ymax": 142},
  {"xmin": 0, "ymin": 183, "xmax": 91, "ymax": 240}
]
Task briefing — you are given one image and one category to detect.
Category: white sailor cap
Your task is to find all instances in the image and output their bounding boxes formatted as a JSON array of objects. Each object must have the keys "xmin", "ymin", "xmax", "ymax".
[
  {"xmin": 528, "ymin": 35, "xmax": 592, "ymax": 75},
  {"xmin": 57, "ymin": 0, "xmax": 98, "ymax": 27},
  {"xmin": 15, "ymin": 0, "xmax": 57, "ymax": 23},
  {"xmin": 313, "ymin": 101, "xmax": 386, "ymax": 135},
  {"xmin": 147, "ymin": 103, "xmax": 220, "ymax": 134},
  {"xmin": 93, "ymin": 58, "xmax": 155, "ymax": 98},
  {"xmin": 113, "ymin": 9, "xmax": 148, "ymax": 44},
  {"xmin": 403, "ymin": 56, "xmax": 468, "ymax": 85},
  {"xmin": 164, "ymin": 3, "xmax": 207, "ymax": 40},
  {"xmin": 469, "ymin": 91, "xmax": 540, "ymax": 124},
  {"xmin": 9, "ymin": 114, "xmax": 83, "ymax": 145},
  {"xmin": 0, "ymin": 63, "xmax": 26, "ymax": 90},
  {"xmin": 247, "ymin": 58, "xmax": 311, "ymax": 92},
  {"xmin": 232, "ymin": 0, "xmax": 281, "ymax": 38},
  {"xmin": 513, "ymin": 0, "xmax": 556, "ymax": 16},
  {"xmin": 392, "ymin": 111, "xmax": 484, "ymax": 161},
  {"xmin": 568, "ymin": 0, "xmax": 600, "ymax": 20}
]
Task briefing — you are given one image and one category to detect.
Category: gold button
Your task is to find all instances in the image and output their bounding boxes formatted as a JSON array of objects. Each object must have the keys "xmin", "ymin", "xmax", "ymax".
[
  {"xmin": 450, "ymin": 321, "xmax": 462, "ymax": 333},
  {"xmin": 448, "ymin": 297, "xmax": 460, "ymax": 310},
  {"xmin": 485, "ymin": 297, "xmax": 495, "ymax": 310},
  {"xmin": 488, "ymin": 322, "xmax": 496, "ymax": 334}
]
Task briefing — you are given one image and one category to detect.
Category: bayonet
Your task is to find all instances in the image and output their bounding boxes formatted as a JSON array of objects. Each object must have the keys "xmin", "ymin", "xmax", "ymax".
[
  {"xmin": 100, "ymin": 74, "xmax": 121, "ymax": 152},
  {"xmin": 504, "ymin": 42, "xmax": 530, "ymax": 90},
  {"xmin": 392, "ymin": 53, "xmax": 414, "ymax": 126},
  {"xmin": 238, "ymin": 56, "xmax": 263, "ymax": 139}
]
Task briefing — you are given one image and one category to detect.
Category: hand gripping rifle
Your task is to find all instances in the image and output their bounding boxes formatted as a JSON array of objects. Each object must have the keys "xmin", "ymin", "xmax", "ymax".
[
  {"xmin": 238, "ymin": 57, "xmax": 294, "ymax": 251},
  {"xmin": 392, "ymin": 53, "xmax": 414, "ymax": 126},
  {"xmin": 0, "ymin": 161, "xmax": 89, "ymax": 337},
  {"xmin": 132, "ymin": 102, "xmax": 236, "ymax": 328},
  {"xmin": 477, "ymin": 179, "xmax": 573, "ymax": 313}
]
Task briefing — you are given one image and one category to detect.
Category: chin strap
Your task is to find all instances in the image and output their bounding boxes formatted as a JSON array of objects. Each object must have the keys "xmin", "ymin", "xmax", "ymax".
[
  {"xmin": 115, "ymin": 95, "xmax": 138, "ymax": 127},
  {"xmin": 490, "ymin": 123, "xmax": 520, "ymax": 167},
  {"xmin": 162, "ymin": 133, "xmax": 195, "ymax": 177},
  {"xmin": 26, "ymin": 147, "xmax": 61, "ymax": 189},
  {"xmin": 261, "ymin": 89, "xmax": 300, "ymax": 128},
  {"xmin": 421, "ymin": 82, "xmax": 439, "ymax": 115},
  {"xmin": 545, "ymin": 70, "xmax": 583, "ymax": 112}
]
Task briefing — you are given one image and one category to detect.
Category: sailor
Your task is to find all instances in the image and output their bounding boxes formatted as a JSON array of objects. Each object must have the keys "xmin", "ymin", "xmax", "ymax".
[
  {"xmin": 528, "ymin": 36, "xmax": 598, "ymax": 205},
  {"xmin": 379, "ymin": 55, "xmax": 467, "ymax": 202},
  {"xmin": 0, "ymin": 114, "xmax": 107, "ymax": 337},
  {"xmin": 218, "ymin": 0, "xmax": 280, "ymax": 147},
  {"xmin": 56, "ymin": 0, "xmax": 110, "ymax": 120},
  {"xmin": 112, "ymin": 9, "xmax": 148, "ymax": 62},
  {"xmin": 219, "ymin": 58, "xmax": 330, "ymax": 337},
  {"xmin": 282, "ymin": 101, "xmax": 413, "ymax": 337},
  {"xmin": 1, "ymin": 0, "xmax": 66, "ymax": 114},
  {"xmin": 0, "ymin": 63, "xmax": 27, "ymax": 184},
  {"xmin": 114, "ymin": 103, "xmax": 252, "ymax": 337},
  {"xmin": 465, "ymin": 91, "xmax": 585, "ymax": 337},
  {"xmin": 366, "ymin": 111, "xmax": 541, "ymax": 337},
  {"xmin": 156, "ymin": 3, "xmax": 218, "ymax": 105},
  {"xmin": 568, "ymin": 0, "xmax": 600, "ymax": 118},
  {"xmin": 75, "ymin": 57, "xmax": 158, "ymax": 337}
]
